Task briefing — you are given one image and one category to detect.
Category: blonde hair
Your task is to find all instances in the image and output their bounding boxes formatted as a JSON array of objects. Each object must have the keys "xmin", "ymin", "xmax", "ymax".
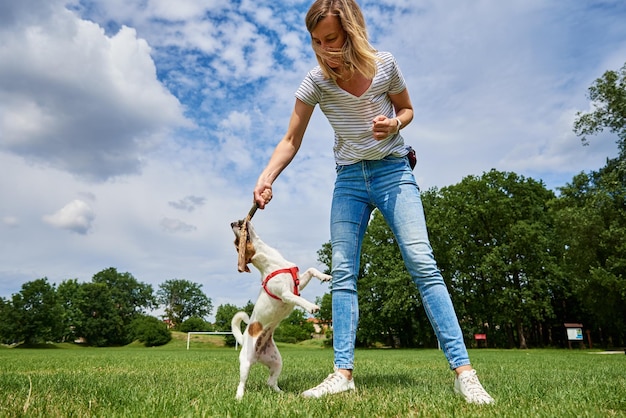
[{"xmin": 305, "ymin": 0, "xmax": 378, "ymax": 81}]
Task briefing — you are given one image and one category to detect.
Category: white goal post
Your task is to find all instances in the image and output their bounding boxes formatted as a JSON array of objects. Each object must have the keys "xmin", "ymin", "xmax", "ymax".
[{"xmin": 186, "ymin": 331, "xmax": 238, "ymax": 350}]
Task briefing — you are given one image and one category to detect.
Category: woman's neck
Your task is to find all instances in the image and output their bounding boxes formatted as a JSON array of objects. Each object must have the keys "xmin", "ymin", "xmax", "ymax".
[{"xmin": 336, "ymin": 71, "xmax": 372, "ymax": 97}]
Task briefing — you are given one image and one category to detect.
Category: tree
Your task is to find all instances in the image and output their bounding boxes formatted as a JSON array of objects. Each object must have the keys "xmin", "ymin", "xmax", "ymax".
[
  {"xmin": 422, "ymin": 170, "xmax": 560, "ymax": 349},
  {"xmin": 157, "ymin": 279, "xmax": 212, "ymax": 327},
  {"xmin": 215, "ymin": 302, "xmax": 253, "ymax": 346},
  {"xmin": 74, "ymin": 282, "xmax": 123, "ymax": 346},
  {"xmin": 0, "ymin": 297, "xmax": 12, "ymax": 344},
  {"xmin": 551, "ymin": 161, "xmax": 626, "ymax": 347},
  {"xmin": 314, "ymin": 293, "xmax": 332, "ymax": 325},
  {"xmin": 574, "ymin": 62, "xmax": 626, "ymax": 157},
  {"xmin": 5, "ymin": 278, "xmax": 64, "ymax": 345},
  {"xmin": 57, "ymin": 278, "xmax": 84, "ymax": 342},
  {"xmin": 78, "ymin": 268, "xmax": 156, "ymax": 346},
  {"xmin": 569, "ymin": 64, "xmax": 626, "ymax": 347},
  {"xmin": 215, "ymin": 303, "xmax": 242, "ymax": 332},
  {"xmin": 92, "ymin": 268, "xmax": 155, "ymax": 323}
]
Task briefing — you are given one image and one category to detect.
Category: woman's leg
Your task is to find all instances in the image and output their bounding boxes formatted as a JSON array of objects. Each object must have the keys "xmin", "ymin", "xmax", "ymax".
[
  {"xmin": 368, "ymin": 156, "xmax": 470, "ymax": 369},
  {"xmin": 302, "ymin": 162, "xmax": 372, "ymax": 398},
  {"xmin": 330, "ymin": 163, "xmax": 373, "ymax": 371},
  {"xmin": 370, "ymin": 157, "xmax": 494, "ymax": 404}
]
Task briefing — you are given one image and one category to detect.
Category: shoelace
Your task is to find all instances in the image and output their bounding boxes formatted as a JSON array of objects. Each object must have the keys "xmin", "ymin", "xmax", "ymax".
[
  {"xmin": 460, "ymin": 371, "xmax": 492, "ymax": 401},
  {"xmin": 313, "ymin": 373, "xmax": 343, "ymax": 392}
]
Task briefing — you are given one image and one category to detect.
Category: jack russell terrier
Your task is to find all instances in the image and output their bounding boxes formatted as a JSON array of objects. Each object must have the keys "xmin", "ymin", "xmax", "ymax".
[{"xmin": 230, "ymin": 220, "xmax": 331, "ymax": 400}]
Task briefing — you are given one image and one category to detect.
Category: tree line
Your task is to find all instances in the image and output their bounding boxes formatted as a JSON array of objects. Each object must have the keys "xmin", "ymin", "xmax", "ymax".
[
  {"xmin": 0, "ymin": 268, "xmax": 215, "ymax": 347},
  {"xmin": 0, "ymin": 267, "xmax": 317, "ymax": 347}
]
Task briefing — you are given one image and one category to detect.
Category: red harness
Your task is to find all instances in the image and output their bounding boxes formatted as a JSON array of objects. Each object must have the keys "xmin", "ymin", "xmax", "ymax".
[{"xmin": 262, "ymin": 266, "xmax": 300, "ymax": 301}]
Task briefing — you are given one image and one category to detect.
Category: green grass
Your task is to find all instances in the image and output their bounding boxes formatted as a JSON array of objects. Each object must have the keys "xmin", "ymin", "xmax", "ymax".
[{"xmin": 0, "ymin": 336, "xmax": 624, "ymax": 417}]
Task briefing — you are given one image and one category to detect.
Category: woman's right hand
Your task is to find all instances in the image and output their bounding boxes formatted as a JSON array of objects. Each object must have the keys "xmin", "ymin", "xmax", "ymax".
[{"xmin": 371, "ymin": 115, "xmax": 399, "ymax": 140}]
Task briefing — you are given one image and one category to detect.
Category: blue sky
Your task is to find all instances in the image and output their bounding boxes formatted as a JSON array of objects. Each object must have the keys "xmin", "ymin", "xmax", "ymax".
[{"xmin": 1, "ymin": 0, "xmax": 625, "ymax": 319}]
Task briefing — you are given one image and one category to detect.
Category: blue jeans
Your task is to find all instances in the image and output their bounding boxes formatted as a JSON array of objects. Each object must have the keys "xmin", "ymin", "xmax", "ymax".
[{"xmin": 330, "ymin": 155, "xmax": 470, "ymax": 371}]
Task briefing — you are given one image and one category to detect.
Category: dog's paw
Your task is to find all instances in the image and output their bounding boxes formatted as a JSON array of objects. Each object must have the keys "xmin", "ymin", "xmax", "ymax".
[
  {"xmin": 309, "ymin": 305, "xmax": 321, "ymax": 314},
  {"xmin": 269, "ymin": 384, "xmax": 283, "ymax": 393},
  {"xmin": 320, "ymin": 274, "xmax": 332, "ymax": 282},
  {"xmin": 235, "ymin": 383, "xmax": 245, "ymax": 400}
]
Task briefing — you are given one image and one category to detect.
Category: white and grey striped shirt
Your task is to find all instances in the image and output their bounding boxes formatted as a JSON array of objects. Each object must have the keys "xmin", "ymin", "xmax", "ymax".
[{"xmin": 295, "ymin": 51, "xmax": 409, "ymax": 165}]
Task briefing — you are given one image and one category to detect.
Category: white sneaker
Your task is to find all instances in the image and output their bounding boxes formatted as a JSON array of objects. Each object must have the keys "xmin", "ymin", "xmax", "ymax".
[
  {"xmin": 454, "ymin": 369, "xmax": 494, "ymax": 404},
  {"xmin": 302, "ymin": 371, "xmax": 355, "ymax": 398}
]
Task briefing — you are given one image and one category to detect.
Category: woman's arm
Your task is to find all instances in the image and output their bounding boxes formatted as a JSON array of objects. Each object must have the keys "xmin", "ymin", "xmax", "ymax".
[{"xmin": 254, "ymin": 98, "xmax": 315, "ymax": 209}]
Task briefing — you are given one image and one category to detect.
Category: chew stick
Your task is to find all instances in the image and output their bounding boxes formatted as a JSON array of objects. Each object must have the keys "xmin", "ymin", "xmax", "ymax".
[{"xmin": 237, "ymin": 203, "xmax": 258, "ymax": 272}]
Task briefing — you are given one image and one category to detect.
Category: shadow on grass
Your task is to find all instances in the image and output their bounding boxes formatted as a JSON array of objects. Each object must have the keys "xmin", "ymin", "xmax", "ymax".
[{"xmin": 14, "ymin": 343, "xmax": 62, "ymax": 349}]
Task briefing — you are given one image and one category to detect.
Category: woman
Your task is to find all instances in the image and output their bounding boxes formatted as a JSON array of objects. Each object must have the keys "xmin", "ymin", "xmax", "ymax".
[{"xmin": 253, "ymin": 0, "xmax": 494, "ymax": 404}]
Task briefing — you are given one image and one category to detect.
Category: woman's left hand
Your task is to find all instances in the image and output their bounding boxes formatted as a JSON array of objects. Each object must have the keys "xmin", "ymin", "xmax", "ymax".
[{"xmin": 371, "ymin": 115, "xmax": 398, "ymax": 140}]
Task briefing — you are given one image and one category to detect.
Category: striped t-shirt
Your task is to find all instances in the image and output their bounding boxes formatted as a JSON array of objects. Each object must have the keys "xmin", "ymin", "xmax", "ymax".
[{"xmin": 295, "ymin": 51, "xmax": 409, "ymax": 165}]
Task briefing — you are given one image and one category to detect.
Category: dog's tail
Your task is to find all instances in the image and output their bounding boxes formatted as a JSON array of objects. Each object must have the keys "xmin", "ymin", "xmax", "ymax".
[{"xmin": 231, "ymin": 311, "xmax": 249, "ymax": 346}]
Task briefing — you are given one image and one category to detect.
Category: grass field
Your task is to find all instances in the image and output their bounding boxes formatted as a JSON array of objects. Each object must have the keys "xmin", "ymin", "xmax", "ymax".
[{"xmin": 1, "ymin": 333, "xmax": 624, "ymax": 417}]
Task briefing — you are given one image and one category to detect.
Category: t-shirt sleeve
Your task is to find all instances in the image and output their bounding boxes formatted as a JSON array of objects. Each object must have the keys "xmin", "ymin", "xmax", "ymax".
[
  {"xmin": 295, "ymin": 71, "xmax": 322, "ymax": 107},
  {"xmin": 387, "ymin": 53, "xmax": 407, "ymax": 95}
]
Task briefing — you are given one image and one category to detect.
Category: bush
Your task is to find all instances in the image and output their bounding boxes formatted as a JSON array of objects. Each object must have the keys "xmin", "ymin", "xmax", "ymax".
[
  {"xmin": 324, "ymin": 328, "xmax": 333, "ymax": 347},
  {"xmin": 274, "ymin": 312, "xmax": 316, "ymax": 343},
  {"xmin": 130, "ymin": 316, "xmax": 172, "ymax": 347},
  {"xmin": 179, "ymin": 317, "xmax": 212, "ymax": 333}
]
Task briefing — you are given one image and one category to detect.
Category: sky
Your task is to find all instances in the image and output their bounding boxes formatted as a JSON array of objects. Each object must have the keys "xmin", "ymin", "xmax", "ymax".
[{"xmin": 1, "ymin": 0, "xmax": 625, "ymax": 320}]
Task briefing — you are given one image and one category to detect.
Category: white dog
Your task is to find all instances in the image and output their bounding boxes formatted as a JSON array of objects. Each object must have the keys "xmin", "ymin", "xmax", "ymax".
[{"xmin": 230, "ymin": 220, "xmax": 331, "ymax": 400}]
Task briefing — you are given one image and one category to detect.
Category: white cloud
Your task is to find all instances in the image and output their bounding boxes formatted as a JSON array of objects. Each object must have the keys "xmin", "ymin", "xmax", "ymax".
[
  {"xmin": 146, "ymin": 0, "xmax": 219, "ymax": 21},
  {"xmin": 168, "ymin": 195, "xmax": 206, "ymax": 212},
  {"xmin": 2, "ymin": 216, "xmax": 19, "ymax": 227},
  {"xmin": 221, "ymin": 111, "xmax": 252, "ymax": 132},
  {"xmin": 43, "ymin": 199, "xmax": 95, "ymax": 234},
  {"xmin": 0, "ymin": 1, "xmax": 190, "ymax": 181},
  {"xmin": 160, "ymin": 218, "xmax": 197, "ymax": 233}
]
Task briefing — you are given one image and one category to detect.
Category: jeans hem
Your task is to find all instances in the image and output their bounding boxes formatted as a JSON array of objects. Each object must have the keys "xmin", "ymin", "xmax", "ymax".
[
  {"xmin": 449, "ymin": 361, "xmax": 471, "ymax": 370},
  {"xmin": 334, "ymin": 364, "xmax": 354, "ymax": 371}
]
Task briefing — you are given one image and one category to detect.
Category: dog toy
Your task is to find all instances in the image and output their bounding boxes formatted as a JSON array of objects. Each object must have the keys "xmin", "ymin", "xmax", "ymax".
[{"xmin": 237, "ymin": 203, "xmax": 258, "ymax": 272}]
